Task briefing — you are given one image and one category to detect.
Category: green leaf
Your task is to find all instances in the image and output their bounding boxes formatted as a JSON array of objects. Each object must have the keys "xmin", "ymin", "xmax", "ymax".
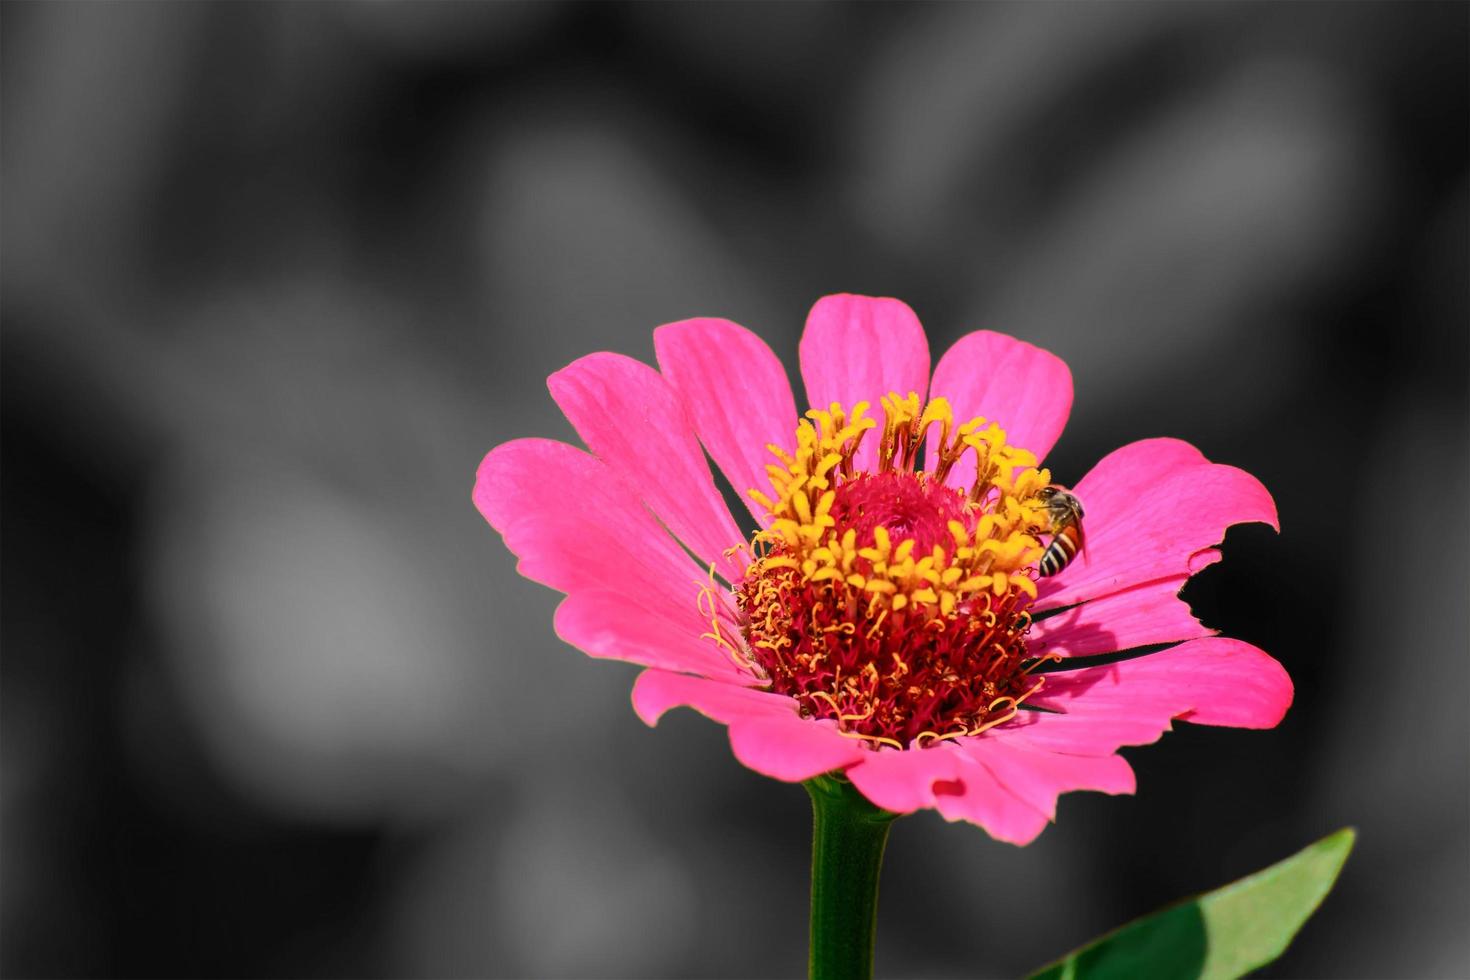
[{"xmin": 1028, "ymin": 828, "xmax": 1355, "ymax": 980}]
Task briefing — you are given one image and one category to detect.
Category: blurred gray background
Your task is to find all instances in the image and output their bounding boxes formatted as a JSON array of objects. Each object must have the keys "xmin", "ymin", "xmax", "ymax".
[{"xmin": 2, "ymin": 2, "xmax": 1467, "ymax": 977}]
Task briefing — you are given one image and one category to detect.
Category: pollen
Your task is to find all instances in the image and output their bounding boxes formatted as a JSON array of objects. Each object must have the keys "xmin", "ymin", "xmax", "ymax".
[{"xmin": 729, "ymin": 393, "xmax": 1058, "ymax": 749}]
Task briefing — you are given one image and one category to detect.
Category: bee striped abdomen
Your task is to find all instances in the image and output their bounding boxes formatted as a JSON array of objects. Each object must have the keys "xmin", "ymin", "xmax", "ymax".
[{"xmin": 1039, "ymin": 524, "xmax": 1082, "ymax": 577}]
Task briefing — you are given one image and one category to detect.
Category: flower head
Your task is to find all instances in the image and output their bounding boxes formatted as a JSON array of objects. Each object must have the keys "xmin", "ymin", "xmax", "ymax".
[{"xmin": 475, "ymin": 295, "xmax": 1291, "ymax": 844}]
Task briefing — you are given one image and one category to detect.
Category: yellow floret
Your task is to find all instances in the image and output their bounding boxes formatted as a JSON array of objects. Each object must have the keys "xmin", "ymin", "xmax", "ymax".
[{"xmin": 746, "ymin": 391, "xmax": 1048, "ymax": 627}]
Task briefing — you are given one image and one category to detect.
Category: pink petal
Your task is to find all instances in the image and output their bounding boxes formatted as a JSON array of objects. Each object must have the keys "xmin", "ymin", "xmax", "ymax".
[
  {"xmin": 1029, "ymin": 568, "xmax": 1218, "ymax": 658},
  {"xmin": 631, "ymin": 668, "xmax": 798, "ymax": 726},
  {"xmin": 931, "ymin": 749, "xmax": 1052, "ymax": 845},
  {"xmin": 845, "ymin": 742, "xmax": 964, "ymax": 813},
  {"xmin": 925, "ymin": 330, "xmax": 1073, "ymax": 483},
  {"xmin": 1036, "ymin": 439, "xmax": 1277, "ymax": 611},
  {"xmin": 475, "ymin": 439, "xmax": 707, "ymax": 620},
  {"xmin": 654, "ymin": 317, "xmax": 798, "ymax": 527},
  {"xmin": 554, "ymin": 591, "xmax": 752, "ymax": 683},
  {"xmin": 992, "ymin": 711, "xmax": 1180, "ymax": 757},
  {"xmin": 549, "ymin": 353, "xmax": 746, "ymax": 583},
  {"xmin": 798, "ymin": 295, "xmax": 930, "ymax": 472},
  {"xmin": 1189, "ymin": 548, "xmax": 1223, "ymax": 575},
  {"xmin": 956, "ymin": 736, "xmax": 1135, "ymax": 820},
  {"xmin": 728, "ymin": 715, "xmax": 868, "ymax": 783},
  {"xmin": 1028, "ymin": 637, "xmax": 1293, "ymax": 730},
  {"xmin": 844, "ymin": 743, "xmax": 1050, "ymax": 846},
  {"xmin": 1069, "ymin": 437, "xmax": 1209, "ymax": 523},
  {"xmin": 631, "ymin": 670, "xmax": 866, "ymax": 782}
]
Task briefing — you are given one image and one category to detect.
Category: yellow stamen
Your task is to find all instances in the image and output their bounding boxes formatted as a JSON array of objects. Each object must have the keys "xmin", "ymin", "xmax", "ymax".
[{"xmin": 730, "ymin": 390, "xmax": 1062, "ymax": 749}]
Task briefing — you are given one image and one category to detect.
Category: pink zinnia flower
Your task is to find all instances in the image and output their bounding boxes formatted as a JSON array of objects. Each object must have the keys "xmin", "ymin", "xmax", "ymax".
[{"xmin": 475, "ymin": 294, "xmax": 1291, "ymax": 845}]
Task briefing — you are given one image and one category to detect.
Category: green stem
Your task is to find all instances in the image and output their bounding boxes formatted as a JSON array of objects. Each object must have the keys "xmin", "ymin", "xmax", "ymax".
[{"xmin": 804, "ymin": 774, "xmax": 900, "ymax": 980}]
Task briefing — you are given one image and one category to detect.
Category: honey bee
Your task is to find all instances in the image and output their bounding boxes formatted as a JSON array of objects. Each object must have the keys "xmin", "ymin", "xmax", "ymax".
[{"xmin": 1035, "ymin": 485, "xmax": 1085, "ymax": 577}]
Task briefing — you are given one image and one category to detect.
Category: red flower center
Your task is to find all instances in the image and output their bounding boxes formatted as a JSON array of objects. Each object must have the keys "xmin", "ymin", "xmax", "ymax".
[
  {"xmin": 827, "ymin": 471, "xmax": 979, "ymax": 559},
  {"xmin": 721, "ymin": 393, "xmax": 1059, "ymax": 750}
]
